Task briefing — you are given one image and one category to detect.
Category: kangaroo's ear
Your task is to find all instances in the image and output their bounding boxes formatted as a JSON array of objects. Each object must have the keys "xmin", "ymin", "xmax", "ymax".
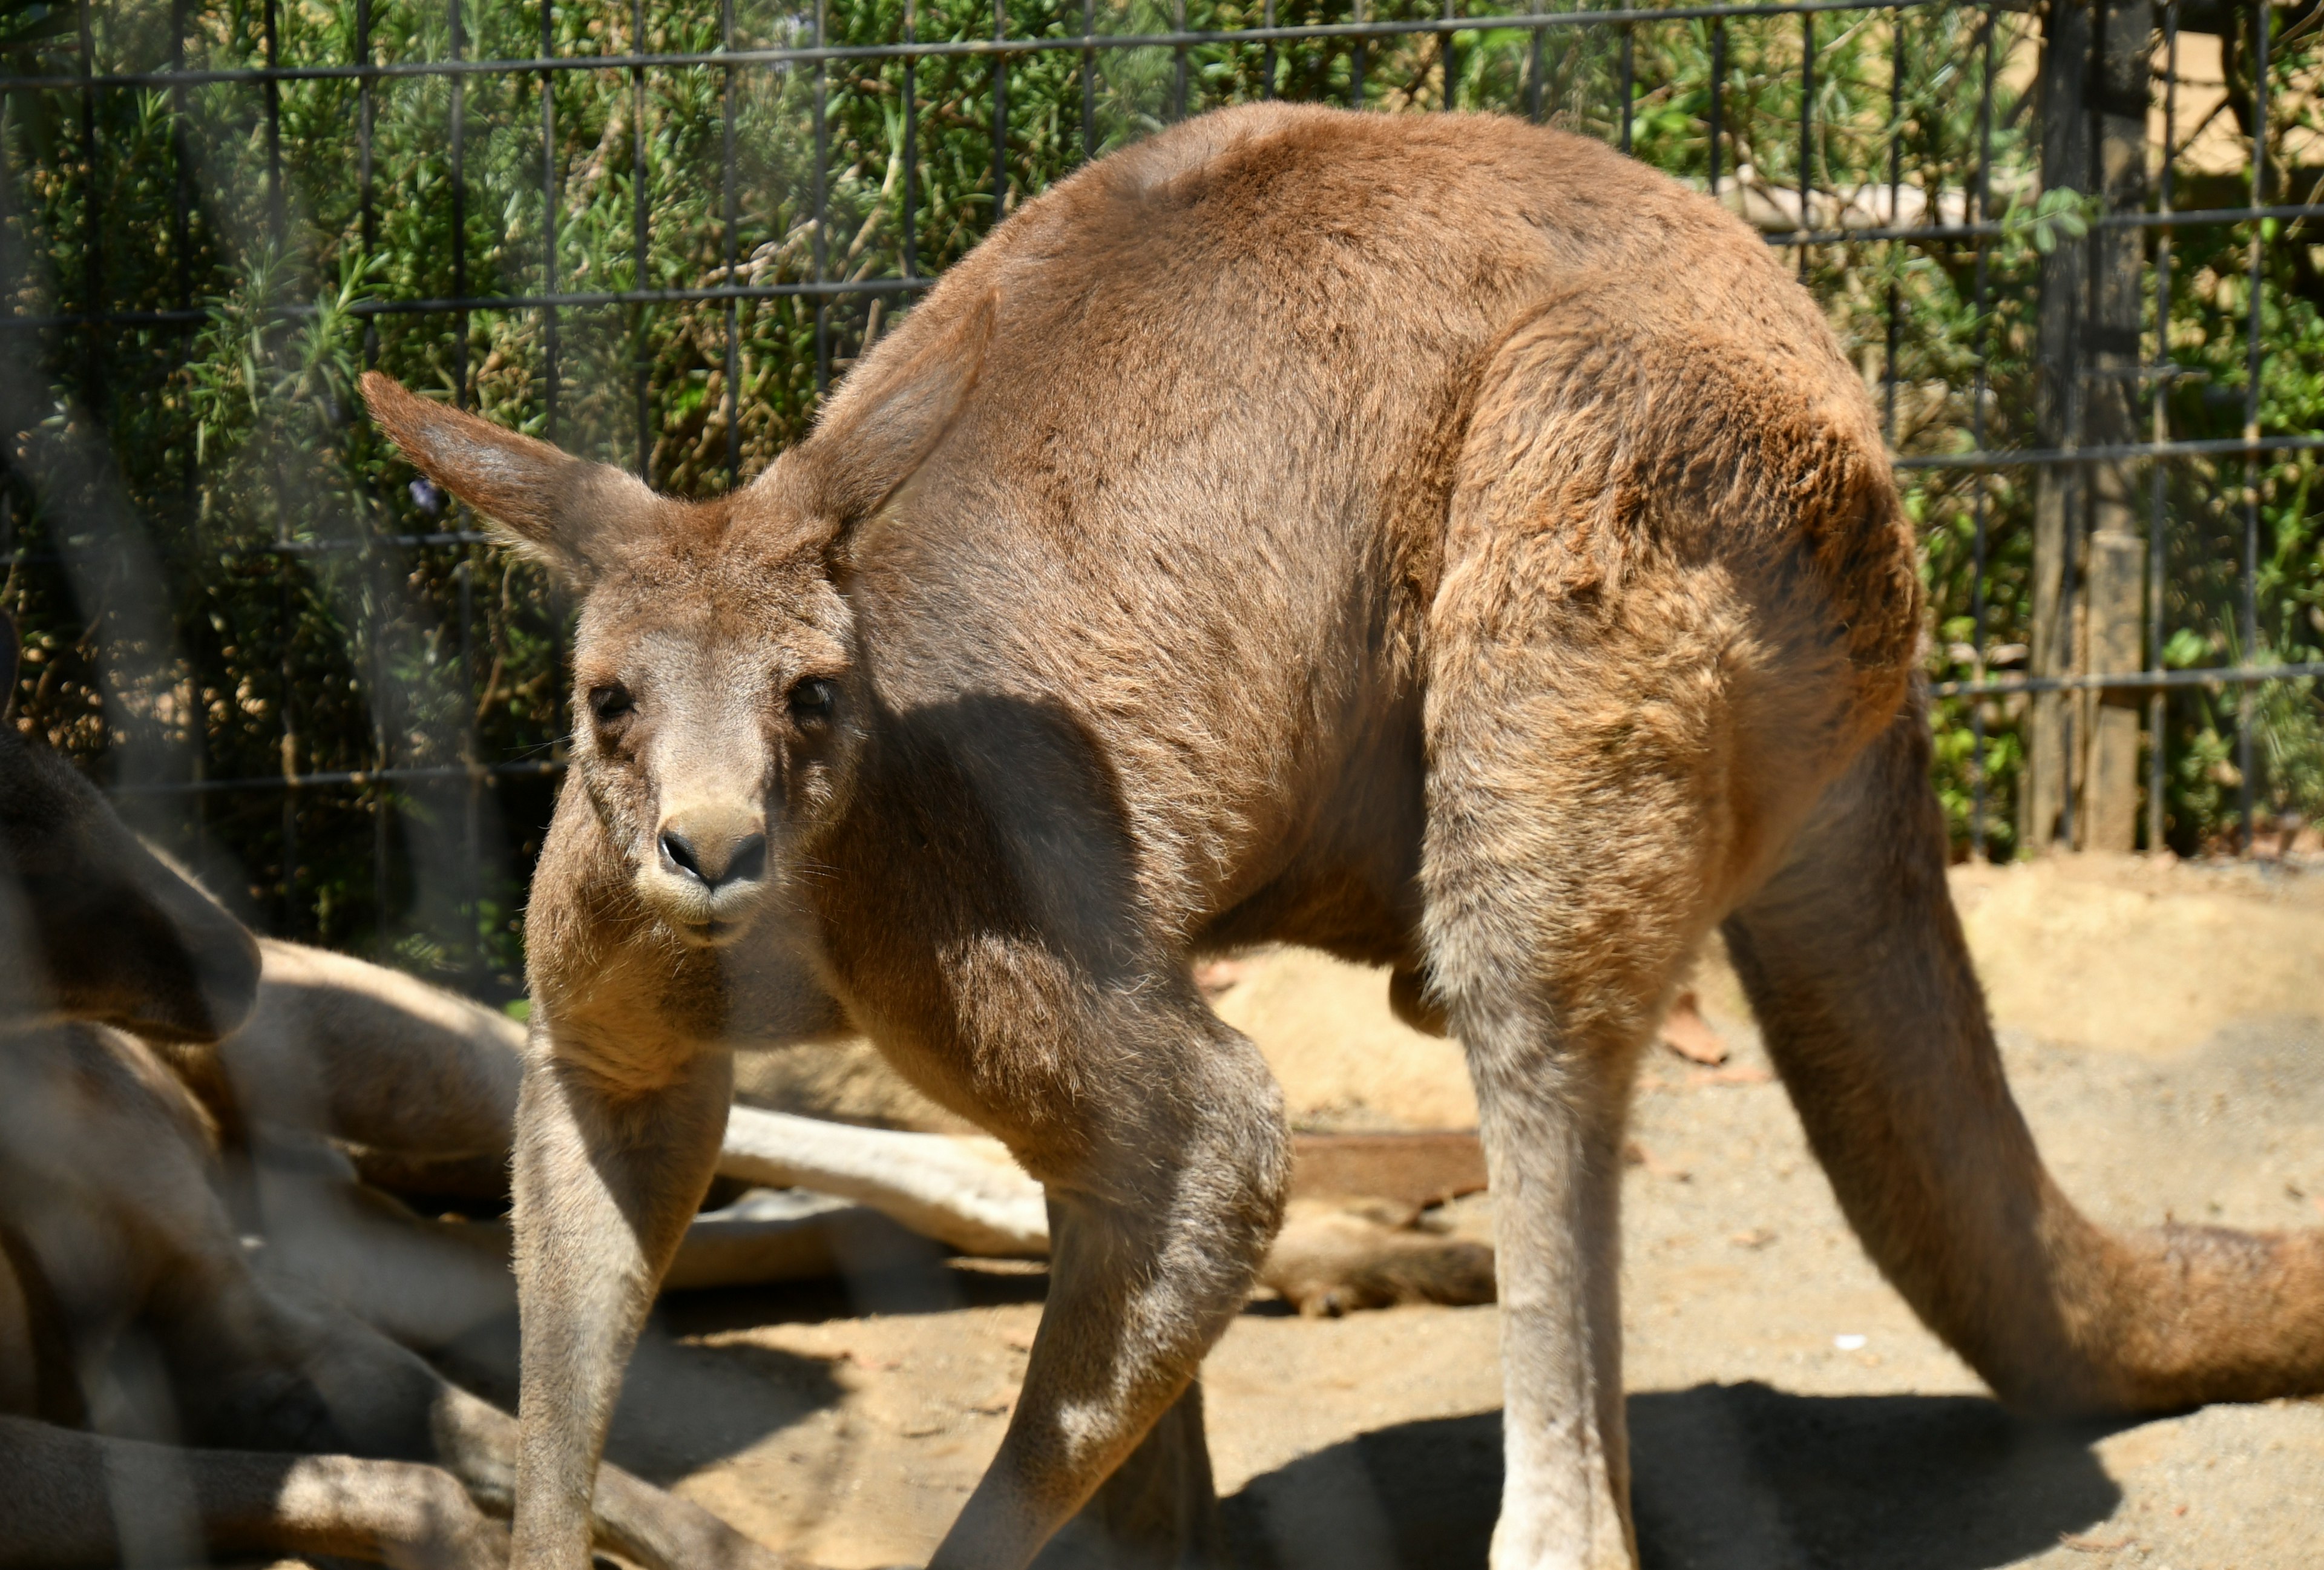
[
  {"xmin": 786, "ymin": 289, "xmax": 997, "ymax": 538},
  {"xmin": 360, "ymin": 373, "xmax": 655, "ymax": 591}
]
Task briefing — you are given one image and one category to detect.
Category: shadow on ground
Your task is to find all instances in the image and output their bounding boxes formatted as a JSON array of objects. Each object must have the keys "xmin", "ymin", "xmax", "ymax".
[
  {"xmin": 1225, "ymin": 1384, "xmax": 2125, "ymax": 1569},
  {"xmin": 432, "ymin": 1252, "xmax": 1050, "ymax": 1485}
]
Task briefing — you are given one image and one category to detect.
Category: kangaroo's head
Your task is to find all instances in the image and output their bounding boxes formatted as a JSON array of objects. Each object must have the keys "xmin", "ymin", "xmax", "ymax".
[
  {"xmin": 361, "ymin": 292, "xmax": 993, "ymax": 951},
  {"xmin": 0, "ymin": 614, "xmax": 263, "ymax": 1040}
]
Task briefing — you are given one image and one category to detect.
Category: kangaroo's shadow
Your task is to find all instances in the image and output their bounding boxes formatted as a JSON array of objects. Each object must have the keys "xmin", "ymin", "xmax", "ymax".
[
  {"xmin": 1224, "ymin": 1383, "xmax": 2127, "ymax": 1569},
  {"xmin": 435, "ymin": 1307, "xmax": 846, "ymax": 1485}
]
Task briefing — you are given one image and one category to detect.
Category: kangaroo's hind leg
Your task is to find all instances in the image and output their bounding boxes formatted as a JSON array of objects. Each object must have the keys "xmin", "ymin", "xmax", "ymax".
[
  {"xmin": 1422, "ymin": 417, "xmax": 1744, "ymax": 1570},
  {"xmin": 1422, "ymin": 611, "xmax": 1733, "ymax": 1570},
  {"xmin": 1418, "ymin": 300, "xmax": 1915, "ymax": 1569},
  {"xmin": 1724, "ymin": 697, "xmax": 2324, "ymax": 1413}
]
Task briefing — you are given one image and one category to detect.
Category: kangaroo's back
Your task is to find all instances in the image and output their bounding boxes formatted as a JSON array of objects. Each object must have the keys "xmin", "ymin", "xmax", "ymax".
[{"xmin": 836, "ymin": 104, "xmax": 1891, "ymax": 942}]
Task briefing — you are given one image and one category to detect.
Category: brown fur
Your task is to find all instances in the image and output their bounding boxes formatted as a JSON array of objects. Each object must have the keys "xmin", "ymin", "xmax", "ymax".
[
  {"xmin": 1261, "ymin": 1198, "xmax": 1497, "ymax": 1317},
  {"xmin": 364, "ymin": 105, "xmax": 2324, "ymax": 1570}
]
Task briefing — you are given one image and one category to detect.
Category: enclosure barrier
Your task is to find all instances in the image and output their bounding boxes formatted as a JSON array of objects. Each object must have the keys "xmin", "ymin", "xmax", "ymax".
[{"xmin": 0, "ymin": 0, "xmax": 2317, "ymax": 985}]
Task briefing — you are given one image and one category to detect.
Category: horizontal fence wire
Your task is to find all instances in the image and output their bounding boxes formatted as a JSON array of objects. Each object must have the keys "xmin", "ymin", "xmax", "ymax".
[
  {"xmin": 1, "ymin": 0, "xmax": 2319, "ymax": 973},
  {"xmin": 0, "ymin": 0, "xmax": 1975, "ymax": 95}
]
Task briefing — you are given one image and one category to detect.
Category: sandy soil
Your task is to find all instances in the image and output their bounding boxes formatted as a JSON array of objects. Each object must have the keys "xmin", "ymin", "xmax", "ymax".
[{"xmin": 475, "ymin": 853, "xmax": 2324, "ymax": 1569}]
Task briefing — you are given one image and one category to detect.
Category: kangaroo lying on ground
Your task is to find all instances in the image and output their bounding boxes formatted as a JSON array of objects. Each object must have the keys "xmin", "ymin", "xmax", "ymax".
[
  {"xmin": 364, "ymin": 103, "xmax": 2324, "ymax": 1570},
  {"xmin": 169, "ymin": 934, "xmax": 1470, "ymax": 1336},
  {"xmin": 0, "ymin": 616, "xmax": 780, "ymax": 1570}
]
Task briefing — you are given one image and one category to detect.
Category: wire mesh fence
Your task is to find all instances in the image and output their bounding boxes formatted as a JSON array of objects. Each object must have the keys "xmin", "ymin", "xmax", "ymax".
[{"xmin": 1, "ymin": 0, "xmax": 2319, "ymax": 993}]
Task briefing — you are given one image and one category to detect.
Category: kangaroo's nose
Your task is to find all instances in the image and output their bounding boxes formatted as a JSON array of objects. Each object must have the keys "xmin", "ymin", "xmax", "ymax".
[{"xmin": 657, "ymin": 816, "xmax": 768, "ymax": 889}]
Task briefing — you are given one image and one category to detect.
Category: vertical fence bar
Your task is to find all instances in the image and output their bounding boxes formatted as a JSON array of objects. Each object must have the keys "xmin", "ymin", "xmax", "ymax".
[
  {"xmin": 261, "ymin": 0, "xmax": 284, "ymax": 239},
  {"xmin": 458, "ymin": 554, "xmax": 478, "ymax": 973},
  {"xmin": 544, "ymin": 0, "xmax": 568, "ymax": 911},
  {"xmin": 1524, "ymin": 17, "xmax": 1541, "ymax": 123},
  {"xmin": 450, "ymin": 0, "xmax": 467, "ymax": 410},
  {"xmin": 1442, "ymin": 0, "xmax": 1457, "ymax": 111},
  {"xmin": 268, "ymin": 0, "xmax": 295, "ymax": 928},
  {"xmin": 358, "ymin": 0, "xmax": 387, "ymax": 942},
  {"xmin": 1707, "ymin": 19, "xmax": 1723, "ymax": 196},
  {"xmin": 280, "ymin": 565, "xmax": 298, "ymax": 936},
  {"xmin": 813, "ymin": 0, "xmax": 829, "ymax": 393},
  {"xmin": 453, "ymin": 0, "xmax": 478, "ymax": 948},
  {"xmin": 2148, "ymin": 1, "xmax": 2178, "ymax": 852},
  {"xmin": 632, "ymin": 0, "xmax": 652, "ymax": 469},
  {"xmin": 542, "ymin": 0, "xmax": 567, "ymax": 879},
  {"xmin": 2238, "ymin": 0, "xmax": 2268, "ymax": 849},
  {"xmin": 1798, "ymin": 11, "xmax": 1813, "ymax": 277},
  {"xmin": 71, "ymin": 0, "xmax": 96, "ymax": 391},
  {"xmin": 359, "ymin": 0, "xmax": 376, "ymax": 259},
  {"xmin": 1083, "ymin": 0, "xmax": 1098, "ymax": 153},
  {"xmin": 905, "ymin": 0, "xmax": 922, "ymax": 264},
  {"xmin": 722, "ymin": 0, "xmax": 739, "ymax": 485},
  {"xmin": 1619, "ymin": 24, "xmax": 1633, "ymax": 154},
  {"xmin": 171, "ymin": 0, "xmax": 206, "ymax": 869},
  {"xmin": 542, "ymin": 0, "xmax": 559, "ymax": 442},
  {"xmin": 994, "ymin": 0, "xmax": 1011, "ymax": 206},
  {"xmin": 1172, "ymin": 0, "xmax": 1187, "ymax": 120},
  {"xmin": 1969, "ymin": 7, "xmax": 1994, "ymax": 858},
  {"xmin": 1883, "ymin": 17, "xmax": 1902, "ymax": 441},
  {"xmin": 1352, "ymin": 0, "xmax": 1366, "ymax": 107},
  {"xmin": 1263, "ymin": 0, "xmax": 1276, "ymax": 102},
  {"xmin": 169, "ymin": 0, "xmax": 191, "ymax": 314}
]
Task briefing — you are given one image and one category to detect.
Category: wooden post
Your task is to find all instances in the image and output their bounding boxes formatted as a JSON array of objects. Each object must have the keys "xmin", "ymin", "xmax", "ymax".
[{"xmin": 2030, "ymin": 0, "xmax": 2153, "ymax": 852}]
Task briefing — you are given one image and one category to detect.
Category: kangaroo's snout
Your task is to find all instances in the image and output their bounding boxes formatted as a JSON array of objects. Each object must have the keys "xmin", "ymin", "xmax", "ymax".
[
  {"xmin": 657, "ymin": 812, "xmax": 769, "ymax": 892},
  {"xmin": 639, "ymin": 796, "xmax": 773, "ymax": 945}
]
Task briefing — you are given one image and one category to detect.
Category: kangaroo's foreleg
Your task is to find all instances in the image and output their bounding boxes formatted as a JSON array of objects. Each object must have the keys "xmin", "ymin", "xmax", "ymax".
[
  {"xmin": 507, "ymin": 1040, "xmax": 733, "ymax": 1570},
  {"xmin": 1724, "ymin": 700, "xmax": 2324, "ymax": 1413},
  {"xmin": 928, "ymin": 1003, "xmax": 1287, "ymax": 1570}
]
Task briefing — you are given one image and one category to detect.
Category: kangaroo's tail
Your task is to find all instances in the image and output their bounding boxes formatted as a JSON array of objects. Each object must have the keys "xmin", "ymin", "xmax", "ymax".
[{"xmin": 1722, "ymin": 697, "xmax": 2324, "ymax": 1414}]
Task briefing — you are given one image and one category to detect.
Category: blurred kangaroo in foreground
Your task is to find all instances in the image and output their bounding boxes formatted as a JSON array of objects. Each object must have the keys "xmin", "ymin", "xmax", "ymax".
[
  {"xmin": 171, "ymin": 939, "xmax": 1475, "ymax": 1325},
  {"xmin": 365, "ymin": 104, "xmax": 2324, "ymax": 1570},
  {"xmin": 0, "ymin": 616, "xmax": 780, "ymax": 1570}
]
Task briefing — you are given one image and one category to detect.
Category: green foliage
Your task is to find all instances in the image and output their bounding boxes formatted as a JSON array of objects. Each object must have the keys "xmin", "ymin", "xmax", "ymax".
[{"xmin": 2, "ymin": 0, "xmax": 2321, "ymax": 997}]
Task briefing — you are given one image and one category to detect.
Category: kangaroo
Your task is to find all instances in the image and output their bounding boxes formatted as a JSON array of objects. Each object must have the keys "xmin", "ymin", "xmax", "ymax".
[
  {"xmin": 0, "ymin": 613, "xmax": 781, "ymax": 1570},
  {"xmin": 0, "ymin": 624, "xmax": 259, "ymax": 1046},
  {"xmin": 362, "ymin": 104, "xmax": 2324, "ymax": 1570},
  {"xmin": 157, "ymin": 934, "xmax": 1475, "ymax": 1325}
]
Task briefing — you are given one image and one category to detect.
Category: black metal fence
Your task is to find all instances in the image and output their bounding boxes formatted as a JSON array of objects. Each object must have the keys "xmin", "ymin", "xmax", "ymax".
[{"xmin": 1, "ymin": 0, "xmax": 2319, "ymax": 993}]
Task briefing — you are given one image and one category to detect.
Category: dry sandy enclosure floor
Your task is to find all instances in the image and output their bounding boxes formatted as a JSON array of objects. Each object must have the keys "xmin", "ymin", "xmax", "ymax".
[{"xmin": 439, "ymin": 855, "xmax": 2324, "ymax": 1570}]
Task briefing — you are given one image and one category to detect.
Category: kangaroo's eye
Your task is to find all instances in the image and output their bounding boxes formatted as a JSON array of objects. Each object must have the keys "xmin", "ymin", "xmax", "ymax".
[
  {"xmin": 788, "ymin": 677, "xmax": 836, "ymax": 724},
  {"xmin": 589, "ymin": 683, "xmax": 634, "ymax": 722}
]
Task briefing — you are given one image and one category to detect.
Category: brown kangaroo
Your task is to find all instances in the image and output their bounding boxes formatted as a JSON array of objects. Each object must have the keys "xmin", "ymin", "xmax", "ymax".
[
  {"xmin": 0, "ymin": 613, "xmax": 780, "ymax": 1570},
  {"xmin": 362, "ymin": 104, "xmax": 2324, "ymax": 1570}
]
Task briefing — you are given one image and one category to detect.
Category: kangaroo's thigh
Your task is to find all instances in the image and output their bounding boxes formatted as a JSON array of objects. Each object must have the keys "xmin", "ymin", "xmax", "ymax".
[
  {"xmin": 1420, "ymin": 306, "xmax": 1849, "ymax": 1570},
  {"xmin": 1423, "ymin": 599, "xmax": 1731, "ymax": 1570}
]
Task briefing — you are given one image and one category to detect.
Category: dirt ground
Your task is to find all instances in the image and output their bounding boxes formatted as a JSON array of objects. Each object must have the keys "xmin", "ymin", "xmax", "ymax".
[{"xmin": 459, "ymin": 853, "xmax": 2324, "ymax": 1569}]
